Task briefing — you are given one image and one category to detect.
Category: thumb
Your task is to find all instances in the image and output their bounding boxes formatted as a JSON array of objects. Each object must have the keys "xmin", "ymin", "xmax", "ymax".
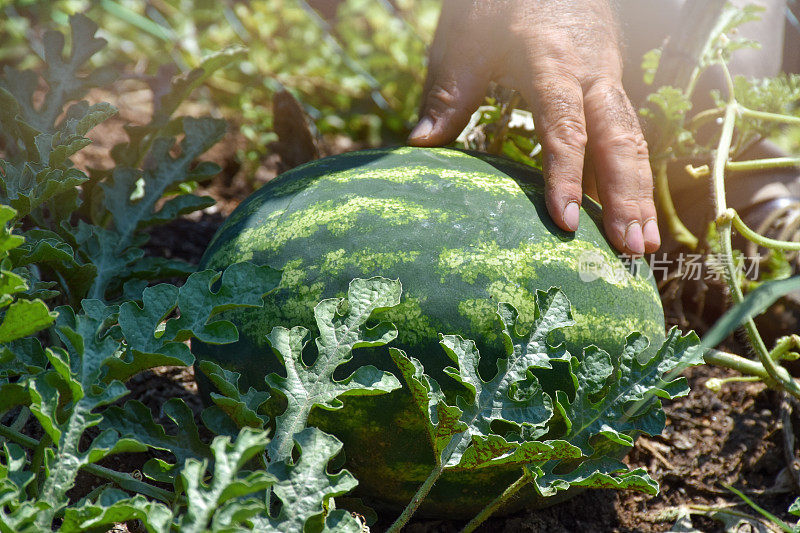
[{"xmin": 409, "ymin": 59, "xmax": 489, "ymax": 146}]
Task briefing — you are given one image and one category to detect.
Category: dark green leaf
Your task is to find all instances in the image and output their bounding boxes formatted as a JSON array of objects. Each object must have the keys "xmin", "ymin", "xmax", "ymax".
[
  {"xmin": 200, "ymin": 360, "xmax": 271, "ymax": 429},
  {"xmin": 163, "ymin": 262, "xmax": 281, "ymax": 344}
]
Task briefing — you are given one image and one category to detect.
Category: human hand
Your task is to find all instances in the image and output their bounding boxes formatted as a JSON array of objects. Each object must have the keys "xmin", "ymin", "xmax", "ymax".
[{"xmin": 409, "ymin": 0, "xmax": 660, "ymax": 255}]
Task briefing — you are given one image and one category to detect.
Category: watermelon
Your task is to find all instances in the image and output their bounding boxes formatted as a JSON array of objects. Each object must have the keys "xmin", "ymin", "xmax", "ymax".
[{"xmin": 195, "ymin": 146, "xmax": 665, "ymax": 517}]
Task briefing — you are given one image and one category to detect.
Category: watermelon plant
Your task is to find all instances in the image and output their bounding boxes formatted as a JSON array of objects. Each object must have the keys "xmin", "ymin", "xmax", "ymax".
[{"xmin": 0, "ymin": 11, "xmax": 369, "ymax": 532}]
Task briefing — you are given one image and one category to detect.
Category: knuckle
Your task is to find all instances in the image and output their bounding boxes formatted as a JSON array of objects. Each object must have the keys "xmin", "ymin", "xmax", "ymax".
[
  {"xmin": 545, "ymin": 175, "xmax": 582, "ymax": 197},
  {"xmin": 586, "ymin": 81, "xmax": 642, "ymax": 132},
  {"xmin": 544, "ymin": 119, "xmax": 588, "ymax": 152},
  {"xmin": 597, "ymin": 132, "xmax": 640, "ymax": 153},
  {"xmin": 426, "ymin": 82, "xmax": 470, "ymax": 116},
  {"xmin": 614, "ymin": 198, "xmax": 644, "ymax": 219},
  {"xmin": 636, "ymin": 186, "xmax": 656, "ymax": 203}
]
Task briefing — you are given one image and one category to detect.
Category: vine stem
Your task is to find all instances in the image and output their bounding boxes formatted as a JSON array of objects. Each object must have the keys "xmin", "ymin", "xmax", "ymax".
[
  {"xmin": 688, "ymin": 157, "xmax": 800, "ymax": 178},
  {"xmin": 461, "ymin": 470, "xmax": 531, "ymax": 533},
  {"xmin": 770, "ymin": 335, "xmax": 800, "ymax": 361},
  {"xmin": 645, "ymin": 1, "xmax": 728, "ymax": 248},
  {"xmin": 711, "ymin": 60, "xmax": 800, "ymax": 400},
  {"xmin": 654, "ymin": 160, "xmax": 699, "ymax": 248},
  {"xmin": 385, "ymin": 462, "xmax": 447, "ymax": 533},
  {"xmin": 727, "ymin": 209, "xmax": 800, "ymax": 251},
  {"xmin": 703, "ymin": 349, "xmax": 781, "ymax": 387},
  {"xmin": 0, "ymin": 423, "xmax": 176, "ymax": 503},
  {"xmin": 726, "ymin": 156, "xmax": 800, "ymax": 172},
  {"xmin": 738, "ymin": 106, "xmax": 800, "ymax": 125}
]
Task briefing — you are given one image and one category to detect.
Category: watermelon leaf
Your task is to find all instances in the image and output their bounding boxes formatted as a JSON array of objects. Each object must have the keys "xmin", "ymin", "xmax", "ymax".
[
  {"xmin": 0, "ymin": 443, "xmax": 46, "ymax": 532},
  {"xmin": 388, "ymin": 348, "xmax": 466, "ymax": 462},
  {"xmin": 551, "ymin": 328, "xmax": 702, "ymax": 457},
  {"xmin": 1, "ymin": 12, "xmax": 237, "ymax": 304},
  {"xmin": 530, "ymin": 457, "xmax": 659, "ymax": 497},
  {"xmin": 391, "ymin": 288, "xmax": 581, "ymax": 472},
  {"xmin": 199, "ymin": 360, "xmax": 271, "ymax": 429},
  {"xmin": 101, "ymin": 117, "xmax": 226, "ymax": 249},
  {"xmin": 61, "ymin": 428, "xmax": 273, "ymax": 533},
  {"xmin": 99, "ymin": 399, "xmax": 211, "ymax": 484},
  {"xmin": 29, "ymin": 335, "xmax": 142, "ymax": 528},
  {"xmin": 387, "ymin": 290, "xmax": 701, "ymax": 531},
  {"xmin": 175, "ymin": 428, "xmax": 273, "ymax": 533},
  {"xmin": 0, "ymin": 205, "xmax": 57, "ymax": 343},
  {"xmin": 112, "ymin": 262, "xmax": 280, "ymax": 381},
  {"xmin": 385, "ymin": 289, "xmax": 584, "ymax": 532},
  {"xmin": 60, "ymin": 489, "xmax": 173, "ymax": 533},
  {"xmin": 0, "ymin": 261, "xmax": 276, "ymax": 528},
  {"xmin": 265, "ymin": 427, "xmax": 360, "ymax": 533},
  {"xmin": 265, "ymin": 277, "xmax": 403, "ymax": 461},
  {"xmin": 529, "ymin": 327, "xmax": 702, "ymax": 498}
]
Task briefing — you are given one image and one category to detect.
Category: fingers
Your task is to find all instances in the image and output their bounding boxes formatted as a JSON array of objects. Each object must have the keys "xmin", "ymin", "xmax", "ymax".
[
  {"xmin": 408, "ymin": 9, "xmax": 491, "ymax": 146},
  {"xmin": 521, "ymin": 73, "xmax": 588, "ymax": 233},
  {"xmin": 408, "ymin": 68, "xmax": 489, "ymax": 146},
  {"xmin": 583, "ymin": 80, "xmax": 660, "ymax": 255}
]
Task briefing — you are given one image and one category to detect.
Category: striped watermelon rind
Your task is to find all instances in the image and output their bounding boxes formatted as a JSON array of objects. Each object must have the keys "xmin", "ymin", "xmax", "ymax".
[{"xmin": 194, "ymin": 146, "xmax": 665, "ymax": 517}]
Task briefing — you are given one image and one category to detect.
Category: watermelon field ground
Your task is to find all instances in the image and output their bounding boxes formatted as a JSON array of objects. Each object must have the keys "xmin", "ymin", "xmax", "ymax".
[{"xmin": 4, "ymin": 3, "xmax": 800, "ymax": 531}]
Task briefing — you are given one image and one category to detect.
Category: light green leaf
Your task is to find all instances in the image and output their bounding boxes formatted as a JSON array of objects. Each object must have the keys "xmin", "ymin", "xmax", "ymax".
[
  {"xmin": 177, "ymin": 428, "xmax": 273, "ymax": 533},
  {"xmin": 268, "ymin": 428, "xmax": 357, "ymax": 533},
  {"xmin": 0, "ymin": 205, "xmax": 23, "ymax": 254},
  {"xmin": 265, "ymin": 277, "xmax": 402, "ymax": 460},
  {"xmin": 789, "ymin": 497, "xmax": 800, "ymax": 517},
  {"xmin": 0, "ymin": 443, "xmax": 43, "ymax": 533},
  {"xmin": 642, "ymin": 48, "xmax": 662, "ymax": 85},
  {"xmin": 0, "ymin": 299, "xmax": 57, "ymax": 343}
]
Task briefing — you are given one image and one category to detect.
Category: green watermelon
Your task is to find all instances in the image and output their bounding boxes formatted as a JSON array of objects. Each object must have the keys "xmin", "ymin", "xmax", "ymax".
[{"xmin": 195, "ymin": 146, "xmax": 665, "ymax": 517}]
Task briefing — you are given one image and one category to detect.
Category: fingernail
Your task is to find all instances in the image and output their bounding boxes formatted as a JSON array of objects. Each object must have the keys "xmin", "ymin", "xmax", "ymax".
[
  {"xmin": 563, "ymin": 201, "xmax": 580, "ymax": 231},
  {"xmin": 642, "ymin": 219, "xmax": 661, "ymax": 249},
  {"xmin": 409, "ymin": 116, "xmax": 434, "ymax": 141},
  {"xmin": 624, "ymin": 222, "xmax": 645, "ymax": 256}
]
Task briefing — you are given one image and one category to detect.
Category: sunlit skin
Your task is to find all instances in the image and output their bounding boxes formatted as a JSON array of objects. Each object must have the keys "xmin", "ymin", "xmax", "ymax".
[{"xmin": 409, "ymin": 0, "xmax": 660, "ymax": 256}]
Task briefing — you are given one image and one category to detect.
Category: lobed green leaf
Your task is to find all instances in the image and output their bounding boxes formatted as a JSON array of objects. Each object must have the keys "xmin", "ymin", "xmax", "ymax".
[{"xmin": 265, "ymin": 277, "xmax": 402, "ymax": 461}]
